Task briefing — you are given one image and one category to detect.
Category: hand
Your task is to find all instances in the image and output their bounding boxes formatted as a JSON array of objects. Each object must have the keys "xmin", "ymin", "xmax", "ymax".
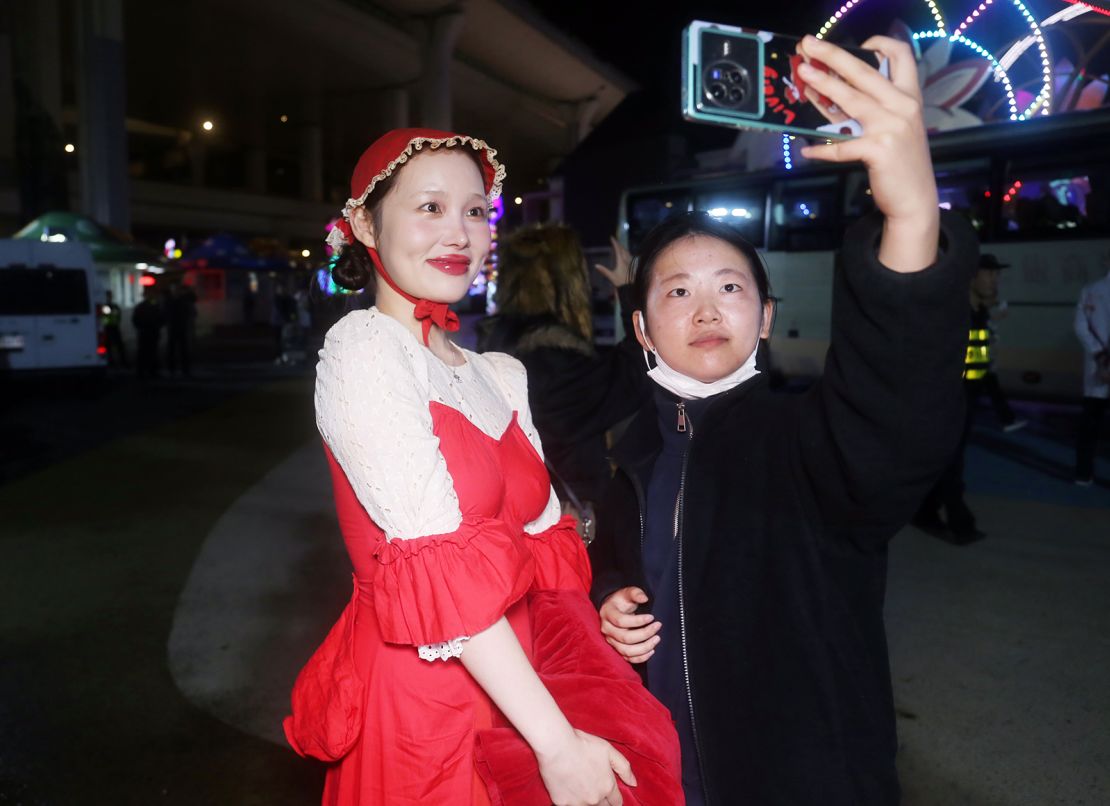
[
  {"xmin": 594, "ymin": 236, "xmax": 633, "ymax": 290},
  {"xmin": 795, "ymin": 35, "xmax": 940, "ymax": 272},
  {"xmin": 537, "ymin": 728, "xmax": 636, "ymax": 806},
  {"xmin": 600, "ymin": 587, "xmax": 660, "ymax": 664}
]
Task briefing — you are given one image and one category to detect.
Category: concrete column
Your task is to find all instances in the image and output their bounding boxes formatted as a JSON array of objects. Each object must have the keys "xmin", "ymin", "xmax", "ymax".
[
  {"xmin": 8, "ymin": 0, "xmax": 68, "ymax": 218},
  {"xmin": 387, "ymin": 86, "xmax": 411, "ymax": 130},
  {"xmin": 0, "ymin": 20, "xmax": 18, "ymax": 190},
  {"xmin": 76, "ymin": 0, "xmax": 129, "ymax": 233},
  {"xmin": 418, "ymin": 6, "xmax": 465, "ymax": 130}
]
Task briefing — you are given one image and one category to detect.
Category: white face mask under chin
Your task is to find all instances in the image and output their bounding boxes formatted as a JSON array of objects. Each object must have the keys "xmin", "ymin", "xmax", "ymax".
[
  {"xmin": 641, "ymin": 341, "xmax": 761, "ymax": 400},
  {"xmin": 639, "ymin": 313, "xmax": 759, "ymax": 401}
]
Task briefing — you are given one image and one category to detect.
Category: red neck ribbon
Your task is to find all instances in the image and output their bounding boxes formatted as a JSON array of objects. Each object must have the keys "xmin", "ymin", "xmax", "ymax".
[{"xmin": 366, "ymin": 248, "xmax": 460, "ymax": 346}]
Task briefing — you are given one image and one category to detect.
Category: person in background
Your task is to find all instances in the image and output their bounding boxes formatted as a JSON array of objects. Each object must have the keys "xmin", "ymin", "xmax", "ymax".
[
  {"xmin": 913, "ymin": 253, "xmax": 1023, "ymax": 543},
  {"xmin": 100, "ymin": 290, "xmax": 128, "ymax": 368},
  {"xmin": 477, "ymin": 225, "xmax": 649, "ymax": 519},
  {"xmin": 166, "ymin": 282, "xmax": 196, "ymax": 377},
  {"xmin": 967, "ymin": 253, "xmax": 1026, "ymax": 432},
  {"xmin": 131, "ymin": 289, "xmax": 165, "ymax": 380},
  {"xmin": 1074, "ymin": 248, "xmax": 1110, "ymax": 485}
]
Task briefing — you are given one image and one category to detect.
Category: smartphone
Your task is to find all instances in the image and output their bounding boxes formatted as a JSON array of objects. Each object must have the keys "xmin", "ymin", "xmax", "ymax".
[{"xmin": 681, "ymin": 20, "xmax": 889, "ymax": 139}]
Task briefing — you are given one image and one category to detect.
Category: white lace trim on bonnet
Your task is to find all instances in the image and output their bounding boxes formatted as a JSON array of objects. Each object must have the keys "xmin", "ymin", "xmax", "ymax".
[{"xmin": 325, "ymin": 135, "xmax": 506, "ymax": 253}]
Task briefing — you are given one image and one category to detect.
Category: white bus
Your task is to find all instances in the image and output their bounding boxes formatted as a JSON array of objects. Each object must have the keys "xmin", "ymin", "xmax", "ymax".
[{"xmin": 618, "ymin": 108, "xmax": 1110, "ymax": 398}]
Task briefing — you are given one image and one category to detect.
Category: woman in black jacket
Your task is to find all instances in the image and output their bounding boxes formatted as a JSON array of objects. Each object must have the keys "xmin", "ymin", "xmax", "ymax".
[{"xmin": 590, "ymin": 35, "xmax": 978, "ymax": 805}]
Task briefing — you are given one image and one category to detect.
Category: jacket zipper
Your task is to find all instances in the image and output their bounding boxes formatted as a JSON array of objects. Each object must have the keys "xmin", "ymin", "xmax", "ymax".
[{"xmin": 675, "ymin": 402, "xmax": 708, "ymax": 801}]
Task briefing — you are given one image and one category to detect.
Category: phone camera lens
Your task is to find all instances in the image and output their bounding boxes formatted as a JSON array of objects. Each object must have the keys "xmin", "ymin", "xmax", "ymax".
[{"xmin": 704, "ymin": 60, "xmax": 751, "ymax": 110}]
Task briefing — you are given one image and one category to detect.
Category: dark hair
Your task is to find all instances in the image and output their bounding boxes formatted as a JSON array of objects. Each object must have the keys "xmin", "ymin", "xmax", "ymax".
[
  {"xmin": 630, "ymin": 211, "xmax": 771, "ymax": 316},
  {"xmin": 331, "ymin": 145, "xmax": 486, "ymax": 293}
]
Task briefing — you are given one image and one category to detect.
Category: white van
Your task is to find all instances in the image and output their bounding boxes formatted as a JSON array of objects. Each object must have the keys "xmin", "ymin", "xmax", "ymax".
[{"xmin": 0, "ymin": 239, "xmax": 107, "ymax": 373}]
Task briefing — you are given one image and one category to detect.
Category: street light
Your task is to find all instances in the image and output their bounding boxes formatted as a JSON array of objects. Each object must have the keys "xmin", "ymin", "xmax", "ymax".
[
  {"xmin": 202, "ymin": 120, "xmax": 214, "ymax": 132},
  {"xmin": 514, "ymin": 196, "xmax": 523, "ymax": 205},
  {"xmin": 301, "ymin": 249, "xmax": 311, "ymax": 258},
  {"xmin": 64, "ymin": 143, "xmax": 75, "ymax": 153}
]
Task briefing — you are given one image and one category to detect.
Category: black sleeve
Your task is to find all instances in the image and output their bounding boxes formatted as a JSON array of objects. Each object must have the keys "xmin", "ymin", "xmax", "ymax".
[
  {"xmin": 527, "ymin": 285, "xmax": 651, "ymax": 446},
  {"xmin": 588, "ymin": 468, "xmax": 645, "ymax": 610},
  {"xmin": 796, "ymin": 210, "xmax": 978, "ymax": 541}
]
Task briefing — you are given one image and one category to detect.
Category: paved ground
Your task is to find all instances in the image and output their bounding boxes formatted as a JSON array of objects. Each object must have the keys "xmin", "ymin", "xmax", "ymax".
[{"xmin": 1, "ymin": 351, "xmax": 1107, "ymax": 804}]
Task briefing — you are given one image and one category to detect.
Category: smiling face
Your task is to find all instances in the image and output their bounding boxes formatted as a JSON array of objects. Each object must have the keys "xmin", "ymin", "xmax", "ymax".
[
  {"xmin": 351, "ymin": 148, "xmax": 491, "ymax": 304},
  {"xmin": 635, "ymin": 234, "xmax": 773, "ymax": 384}
]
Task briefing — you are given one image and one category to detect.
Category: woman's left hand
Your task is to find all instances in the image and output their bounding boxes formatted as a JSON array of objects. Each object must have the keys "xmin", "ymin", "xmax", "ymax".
[{"xmin": 797, "ymin": 35, "xmax": 940, "ymax": 273}]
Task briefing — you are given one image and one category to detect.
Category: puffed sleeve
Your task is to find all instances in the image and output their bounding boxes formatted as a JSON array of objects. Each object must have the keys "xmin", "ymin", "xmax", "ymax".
[
  {"xmin": 483, "ymin": 352, "xmax": 591, "ymax": 594},
  {"xmin": 316, "ymin": 311, "xmax": 534, "ymax": 650}
]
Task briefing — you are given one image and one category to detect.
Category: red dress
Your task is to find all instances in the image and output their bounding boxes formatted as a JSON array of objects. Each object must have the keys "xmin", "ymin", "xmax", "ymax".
[{"xmin": 284, "ymin": 316, "xmax": 681, "ymax": 805}]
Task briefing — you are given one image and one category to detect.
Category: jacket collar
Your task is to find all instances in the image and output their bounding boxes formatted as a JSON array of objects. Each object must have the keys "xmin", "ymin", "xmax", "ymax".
[{"xmin": 610, "ymin": 373, "xmax": 769, "ymax": 481}]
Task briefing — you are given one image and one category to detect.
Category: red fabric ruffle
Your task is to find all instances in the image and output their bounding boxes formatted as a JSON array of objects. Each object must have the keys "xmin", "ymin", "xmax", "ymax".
[
  {"xmin": 370, "ymin": 516, "xmax": 535, "ymax": 646},
  {"xmin": 524, "ymin": 515, "xmax": 592, "ymax": 594},
  {"xmin": 283, "ymin": 580, "xmax": 365, "ymax": 762},
  {"xmin": 474, "ymin": 590, "xmax": 684, "ymax": 806}
]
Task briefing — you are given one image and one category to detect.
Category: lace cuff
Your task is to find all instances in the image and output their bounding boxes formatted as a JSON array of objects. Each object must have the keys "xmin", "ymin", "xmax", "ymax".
[{"xmin": 418, "ymin": 636, "xmax": 469, "ymax": 662}]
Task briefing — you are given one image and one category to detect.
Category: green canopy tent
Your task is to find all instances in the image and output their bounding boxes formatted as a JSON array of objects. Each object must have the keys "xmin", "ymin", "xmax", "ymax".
[{"xmin": 12, "ymin": 212, "xmax": 167, "ymax": 307}]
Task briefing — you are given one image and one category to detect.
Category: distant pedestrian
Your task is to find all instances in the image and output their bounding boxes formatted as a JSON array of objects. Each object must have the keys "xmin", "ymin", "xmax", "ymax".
[
  {"xmin": 132, "ymin": 290, "xmax": 165, "ymax": 380},
  {"xmin": 1074, "ymin": 250, "xmax": 1110, "ymax": 486},
  {"xmin": 270, "ymin": 283, "xmax": 295, "ymax": 361},
  {"xmin": 166, "ymin": 283, "xmax": 196, "ymax": 377},
  {"xmin": 242, "ymin": 285, "xmax": 256, "ymax": 325},
  {"xmin": 100, "ymin": 290, "xmax": 128, "ymax": 367},
  {"xmin": 914, "ymin": 253, "xmax": 1021, "ymax": 543},
  {"xmin": 967, "ymin": 253, "xmax": 1025, "ymax": 432}
]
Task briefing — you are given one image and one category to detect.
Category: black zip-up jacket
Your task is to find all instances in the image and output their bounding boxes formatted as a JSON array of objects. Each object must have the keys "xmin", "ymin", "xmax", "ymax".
[{"xmin": 589, "ymin": 212, "xmax": 978, "ymax": 805}]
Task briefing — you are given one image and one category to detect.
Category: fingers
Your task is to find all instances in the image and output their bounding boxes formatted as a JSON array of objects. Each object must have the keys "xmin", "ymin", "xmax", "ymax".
[
  {"xmin": 602, "ymin": 608, "xmax": 655, "ymax": 630},
  {"xmin": 602, "ymin": 619, "xmax": 661, "ymax": 648},
  {"xmin": 626, "ymin": 586, "xmax": 648, "ymax": 604},
  {"xmin": 605, "ymin": 632, "xmax": 660, "ymax": 661},
  {"xmin": 799, "ymin": 137, "xmax": 869, "ymax": 164},
  {"xmin": 860, "ymin": 35, "xmax": 922, "ymax": 99},
  {"xmin": 796, "ymin": 59, "xmax": 878, "ymax": 125},
  {"xmin": 798, "ymin": 35, "xmax": 913, "ymax": 116},
  {"xmin": 624, "ymin": 648, "xmax": 655, "ymax": 665},
  {"xmin": 610, "ymin": 746, "xmax": 636, "ymax": 788}
]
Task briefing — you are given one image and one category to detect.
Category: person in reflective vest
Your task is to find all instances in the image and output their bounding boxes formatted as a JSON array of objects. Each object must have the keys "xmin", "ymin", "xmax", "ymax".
[{"xmin": 915, "ymin": 253, "xmax": 1024, "ymax": 543}]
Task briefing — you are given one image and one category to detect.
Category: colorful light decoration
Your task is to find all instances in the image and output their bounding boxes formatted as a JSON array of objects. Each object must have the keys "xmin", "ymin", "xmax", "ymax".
[
  {"xmin": 782, "ymin": 134, "xmax": 794, "ymax": 170},
  {"xmin": 817, "ymin": 0, "xmax": 947, "ymax": 39},
  {"xmin": 813, "ymin": 0, "xmax": 1054, "ymax": 124}
]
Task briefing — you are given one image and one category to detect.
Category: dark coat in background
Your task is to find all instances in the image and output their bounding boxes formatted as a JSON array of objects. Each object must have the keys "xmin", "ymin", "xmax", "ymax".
[
  {"xmin": 478, "ymin": 287, "xmax": 651, "ymax": 505},
  {"xmin": 590, "ymin": 212, "xmax": 979, "ymax": 805}
]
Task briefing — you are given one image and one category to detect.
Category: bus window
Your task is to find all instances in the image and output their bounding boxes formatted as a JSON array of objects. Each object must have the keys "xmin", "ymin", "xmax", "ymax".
[
  {"xmin": 770, "ymin": 178, "xmax": 839, "ymax": 252},
  {"xmin": 0, "ymin": 268, "xmax": 90, "ymax": 315},
  {"xmin": 933, "ymin": 164, "xmax": 991, "ymax": 235},
  {"xmin": 1001, "ymin": 161, "xmax": 1110, "ymax": 237},
  {"xmin": 694, "ymin": 189, "xmax": 767, "ymax": 247},
  {"xmin": 626, "ymin": 191, "xmax": 691, "ymax": 252}
]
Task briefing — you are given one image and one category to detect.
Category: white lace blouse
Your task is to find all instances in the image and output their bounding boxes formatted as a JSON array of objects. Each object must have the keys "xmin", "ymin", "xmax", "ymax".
[{"xmin": 314, "ymin": 307, "xmax": 562, "ymax": 660}]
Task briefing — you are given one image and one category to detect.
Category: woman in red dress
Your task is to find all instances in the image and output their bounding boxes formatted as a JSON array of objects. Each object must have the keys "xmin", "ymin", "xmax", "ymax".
[{"xmin": 283, "ymin": 129, "xmax": 682, "ymax": 806}]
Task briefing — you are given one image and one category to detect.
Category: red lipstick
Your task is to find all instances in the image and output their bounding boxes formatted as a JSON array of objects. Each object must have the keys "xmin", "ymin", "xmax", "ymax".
[{"xmin": 427, "ymin": 255, "xmax": 471, "ymax": 276}]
